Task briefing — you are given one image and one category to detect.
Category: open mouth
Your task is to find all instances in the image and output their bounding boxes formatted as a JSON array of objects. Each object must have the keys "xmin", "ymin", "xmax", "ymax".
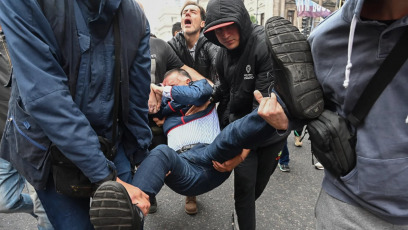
[{"xmin": 184, "ymin": 19, "xmax": 192, "ymax": 25}]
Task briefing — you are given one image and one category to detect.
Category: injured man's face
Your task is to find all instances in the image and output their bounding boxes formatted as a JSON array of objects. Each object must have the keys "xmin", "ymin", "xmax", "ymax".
[{"xmin": 162, "ymin": 70, "xmax": 192, "ymax": 86}]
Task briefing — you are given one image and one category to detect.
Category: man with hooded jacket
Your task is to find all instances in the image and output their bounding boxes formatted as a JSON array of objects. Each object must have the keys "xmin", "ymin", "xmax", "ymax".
[
  {"xmin": 309, "ymin": 0, "xmax": 408, "ymax": 228},
  {"xmin": 0, "ymin": 0, "xmax": 152, "ymax": 229},
  {"xmin": 203, "ymin": 0, "xmax": 288, "ymax": 229}
]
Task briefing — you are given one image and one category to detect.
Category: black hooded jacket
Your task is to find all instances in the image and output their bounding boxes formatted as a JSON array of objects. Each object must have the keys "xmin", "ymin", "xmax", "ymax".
[
  {"xmin": 204, "ymin": 0, "xmax": 274, "ymax": 127},
  {"xmin": 168, "ymin": 32, "xmax": 219, "ymax": 82}
]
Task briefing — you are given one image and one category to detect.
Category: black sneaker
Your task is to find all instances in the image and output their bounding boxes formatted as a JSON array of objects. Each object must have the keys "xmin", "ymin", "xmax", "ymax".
[
  {"xmin": 149, "ymin": 196, "xmax": 158, "ymax": 214},
  {"xmin": 279, "ymin": 164, "xmax": 291, "ymax": 172},
  {"xmin": 90, "ymin": 181, "xmax": 143, "ymax": 230},
  {"xmin": 265, "ymin": 16, "xmax": 324, "ymax": 119}
]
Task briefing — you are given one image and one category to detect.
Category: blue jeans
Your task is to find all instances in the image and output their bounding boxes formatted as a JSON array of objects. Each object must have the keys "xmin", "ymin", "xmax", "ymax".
[
  {"xmin": 35, "ymin": 144, "xmax": 138, "ymax": 230},
  {"xmin": 36, "ymin": 178, "xmax": 93, "ymax": 230},
  {"xmin": 131, "ymin": 109, "xmax": 287, "ymax": 197},
  {"xmin": 279, "ymin": 140, "xmax": 289, "ymax": 165},
  {"xmin": 0, "ymin": 158, "xmax": 53, "ymax": 230}
]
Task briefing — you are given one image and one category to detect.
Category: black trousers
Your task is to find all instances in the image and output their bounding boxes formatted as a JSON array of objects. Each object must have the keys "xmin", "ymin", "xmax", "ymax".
[{"xmin": 234, "ymin": 140, "xmax": 285, "ymax": 230}]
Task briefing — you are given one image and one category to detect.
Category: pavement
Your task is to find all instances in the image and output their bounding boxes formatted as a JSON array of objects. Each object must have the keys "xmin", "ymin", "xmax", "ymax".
[{"xmin": 0, "ymin": 132, "xmax": 324, "ymax": 230}]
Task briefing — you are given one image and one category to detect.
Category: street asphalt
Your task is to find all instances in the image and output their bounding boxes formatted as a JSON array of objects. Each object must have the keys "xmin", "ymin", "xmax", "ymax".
[{"xmin": 0, "ymin": 132, "xmax": 324, "ymax": 230}]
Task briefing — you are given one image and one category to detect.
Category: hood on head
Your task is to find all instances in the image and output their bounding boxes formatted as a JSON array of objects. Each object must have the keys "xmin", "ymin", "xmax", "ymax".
[{"xmin": 204, "ymin": 0, "xmax": 252, "ymax": 49}]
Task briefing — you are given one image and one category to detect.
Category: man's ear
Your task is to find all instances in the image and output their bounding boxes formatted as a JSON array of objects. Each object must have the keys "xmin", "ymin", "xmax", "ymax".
[
  {"xmin": 185, "ymin": 78, "xmax": 192, "ymax": 85},
  {"xmin": 200, "ymin": 20, "xmax": 205, "ymax": 29}
]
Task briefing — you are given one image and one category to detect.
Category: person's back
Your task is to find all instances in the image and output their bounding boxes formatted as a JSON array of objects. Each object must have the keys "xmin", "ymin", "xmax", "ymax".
[{"xmin": 309, "ymin": 0, "xmax": 408, "ymax": 227}]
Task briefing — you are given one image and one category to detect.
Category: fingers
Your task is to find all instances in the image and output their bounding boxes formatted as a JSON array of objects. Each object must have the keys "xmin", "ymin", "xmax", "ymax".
[
  {"xmin": 257, "ymin": 92, "xmax": 289, "ymax": 130},
  {"xmin": 136, "ymin": 191, "xmax": 150, "ymax": 216},
  {"xmin": 212, "ymin": 160, "xmax": 226, "ymax": 172},
  {"xmin": 186, "ymin": 101, "xmax": 210, "ymax": 116},
  {"xmin": 153, "ymin": 117, "xmax": 165, "ymax": 127},
  {"xmin": 148, "ymin": 104, "xmax": 158, "ymax": 114},
  {"xmin": 118, "ymin": 179, "xmax": 151, "ymax": 216},
  {"xmin": 253, "ymin": 90, "xmax": 263, "ymax": 104},
  {"xmin": 258, "ymin": 92, "xmax": 278, "ymax": 115},
  {"xmin": 136, "ymin": 201, "xmax": 150, "ymax": 216},
  {"xmin": 185, "ymin": 106, "xmax": 195, "ymax": 116}
]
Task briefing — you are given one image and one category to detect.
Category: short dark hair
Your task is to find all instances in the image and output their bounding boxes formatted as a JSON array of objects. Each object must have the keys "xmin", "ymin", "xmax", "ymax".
[
  {"xmin": 164, "ymin": 68, "xmax": 192, "ymax": 81},
  {"xmin": 172, "ymin": 22, "xmax": 182, "ymax": 36},
  {"xmin": 180, "ymin": 1, "xmax": 206, "ymax": 21}
]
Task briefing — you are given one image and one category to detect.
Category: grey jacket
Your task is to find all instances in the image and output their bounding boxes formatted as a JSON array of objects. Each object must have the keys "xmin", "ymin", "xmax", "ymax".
[{"xmin": 308, "ymin": 0, "xmax": 408, "ymax": 224}]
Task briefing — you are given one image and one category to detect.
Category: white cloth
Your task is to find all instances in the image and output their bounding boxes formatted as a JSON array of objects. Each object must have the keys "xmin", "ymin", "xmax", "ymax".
[{"xmin": 167, "ymin": 107, "xmax": 220, "ymax": 151}]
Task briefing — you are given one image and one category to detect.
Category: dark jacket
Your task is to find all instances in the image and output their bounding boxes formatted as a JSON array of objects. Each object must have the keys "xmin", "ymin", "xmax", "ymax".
[
  {"xmin": 0, "ymin": 30, "xmax": 11, "ymax": 137},
  {"xmin": 168, "ymin": 32, "xmax": 219, "ymax": 82},
  {"xmin": 150, "ymin": 37, "xmax": 184, "ymax": 84},
  {"xmin": 0, "ymin": 0, "xmax": 151, "ymax": 189},
  {"xmin": 156, "ymin": 79, "xmax": 215, "ymax": 135},
  {"xmin": 204, "ymin": 0, "xmax": 274, "ymax": 127}
]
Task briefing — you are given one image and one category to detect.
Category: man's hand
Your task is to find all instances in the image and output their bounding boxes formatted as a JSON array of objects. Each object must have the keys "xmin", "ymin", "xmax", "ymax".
[
  {"xmin": 151, "ymin": 84, "xmax": 163, "ymax": 96},
  {"xmin": 254, "ymin": 90, "xmax": 288, "ymax": 130},
  {"xmin": 116, "ymin": 178, "xmax": 150, "ymax": 216},
  {"xmin": 185, "ymin": 100, "xmax": 211, "ymax": 116},
  {"xmin": 148, "ymin": 89, "xmax": 160, "ymax": 114},
  {"xmin": 212, "ymin": 149, "xmax": 251, "ymax": 172},
  {"xmin": 153, "ymin": 117, "xmax": 165, "ymax": 127}
]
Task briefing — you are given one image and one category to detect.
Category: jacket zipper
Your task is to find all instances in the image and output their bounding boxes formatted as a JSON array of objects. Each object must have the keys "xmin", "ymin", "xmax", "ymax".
[{"xmin": 9, "ymin": 117, "xmax": 47, "ymax": 151}]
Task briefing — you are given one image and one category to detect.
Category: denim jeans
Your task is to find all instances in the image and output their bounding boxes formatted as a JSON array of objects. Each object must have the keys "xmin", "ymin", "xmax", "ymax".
[
  {"xmin": 114, "ymin": 144, "xmax": 133, "ymax": 184},
  {"xmin": 0, "ymin": 158, "xmax": 53, "ymax": 230},
  {"xmin": 131, "ymin": 109, "xmax": 288, "ymax": 197},
  {"xmin": 35, "ymin": 144, "xmax": 139, "ymax": 230},
  {"xmin": 36, "ymin": 177, "xmax": 93, "ymax": 230},
  {"xmin": 279, "ymin": 140, "xmax": 289, "ymax": 165}
]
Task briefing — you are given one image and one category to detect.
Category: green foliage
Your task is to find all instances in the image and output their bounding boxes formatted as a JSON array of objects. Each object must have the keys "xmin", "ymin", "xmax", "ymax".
[{"xmin": 250, "ymin": 15, "xmax": 257, "ymax": 23}]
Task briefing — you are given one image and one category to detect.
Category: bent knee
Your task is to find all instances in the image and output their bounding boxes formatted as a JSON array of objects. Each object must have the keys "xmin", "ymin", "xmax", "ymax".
[{"xmin": 149, "ymin": 145, "xmax": 178, "ymax": 162}]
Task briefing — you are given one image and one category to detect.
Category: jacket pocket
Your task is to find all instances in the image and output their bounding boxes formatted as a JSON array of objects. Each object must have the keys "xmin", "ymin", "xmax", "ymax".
[
  {"xmin": 348, "ymin": 146, "xmax": 408, "ymax": 197},
  {"xmin": 7, "ymin": 98, "xmax": 50, "ymax": 169}
]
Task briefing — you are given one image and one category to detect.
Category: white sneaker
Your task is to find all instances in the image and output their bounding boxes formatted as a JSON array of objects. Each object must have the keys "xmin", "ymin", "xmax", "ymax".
[
  {"xmin": 314, "ymin": 162, "xmax": 324, "ymax": 170},
  {"xmin": 294, "ymin": 136, "xmax": 303, "ymax": 147}
]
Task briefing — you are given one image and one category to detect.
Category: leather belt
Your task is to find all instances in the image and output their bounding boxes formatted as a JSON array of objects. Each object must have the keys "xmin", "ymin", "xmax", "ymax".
[{"xmin": 176, "ymin": 144, "xmax": 199, "ymax": 154}]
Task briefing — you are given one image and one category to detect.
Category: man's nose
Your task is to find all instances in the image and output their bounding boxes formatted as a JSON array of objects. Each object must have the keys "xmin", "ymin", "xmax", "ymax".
[{"xmin": 220, "ymin": 29, "xmax": 229, "ymax": 38}]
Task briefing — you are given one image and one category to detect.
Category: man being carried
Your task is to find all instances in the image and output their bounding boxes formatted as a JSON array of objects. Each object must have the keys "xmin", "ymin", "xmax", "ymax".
[
  {"xmin": 90, "ymin": 69, "xmax": 290, "ymax": 229},
  {"xmin": 168, "ymin": 2, "xmax": 219, "ymax": 214}
]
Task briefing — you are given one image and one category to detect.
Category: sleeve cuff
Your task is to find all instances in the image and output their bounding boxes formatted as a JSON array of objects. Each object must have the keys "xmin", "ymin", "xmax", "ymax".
[{"xmin": 162, "ymin": 86, "xmax": 172, "ymax": 98}]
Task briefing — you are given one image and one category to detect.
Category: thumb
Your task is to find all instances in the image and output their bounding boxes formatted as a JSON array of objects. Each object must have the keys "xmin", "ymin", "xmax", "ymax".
[
  {"xmin": 253, "ymin": 90, "xmax": 264, "ymax": 104},
  {"xmin": 270, "ymin": 92, "xmax": 277, "ymax": 100}
]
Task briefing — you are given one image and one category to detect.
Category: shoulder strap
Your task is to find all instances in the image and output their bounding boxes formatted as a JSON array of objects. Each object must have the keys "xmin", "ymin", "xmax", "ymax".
[{"xmin": 347, "ymin": 27, "xmax": 408, "ymax": 126}]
